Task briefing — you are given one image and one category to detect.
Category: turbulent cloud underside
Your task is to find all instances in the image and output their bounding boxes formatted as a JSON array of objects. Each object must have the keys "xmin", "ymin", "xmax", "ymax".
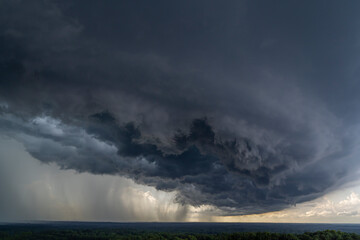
[{"xmin": 1, "ymin": 0, "xmax": 360, "ymax": 215}]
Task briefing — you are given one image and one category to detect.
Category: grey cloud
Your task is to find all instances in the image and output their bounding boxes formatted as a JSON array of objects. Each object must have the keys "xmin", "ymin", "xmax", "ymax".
[
  {"xmin": 0, "ymin": 111, "xmax": 356, "ymax": 215},
  {"xmin": 1, "ymin": 0, "xmax": 360, "ymax": 215}
]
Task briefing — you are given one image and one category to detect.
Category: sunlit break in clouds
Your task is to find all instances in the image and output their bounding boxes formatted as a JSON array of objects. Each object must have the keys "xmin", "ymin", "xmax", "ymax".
[{"xmin": 2, "ymin": 0, "xmax": 360, "ymax": 222}]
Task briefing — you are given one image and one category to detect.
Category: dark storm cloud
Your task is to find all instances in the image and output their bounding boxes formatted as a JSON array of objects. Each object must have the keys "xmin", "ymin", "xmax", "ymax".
[{"xmin": 1, "ymin": 0, "xmax": 360, "ymax": 215}]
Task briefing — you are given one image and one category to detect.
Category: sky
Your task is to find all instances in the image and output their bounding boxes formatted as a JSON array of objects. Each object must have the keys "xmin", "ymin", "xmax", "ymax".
[{"xmin": 1, "ymin": 0, "xmax": 360, "ymax": 223}]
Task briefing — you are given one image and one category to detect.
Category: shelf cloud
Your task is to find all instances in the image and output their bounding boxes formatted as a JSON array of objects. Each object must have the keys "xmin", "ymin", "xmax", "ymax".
[{"xmin": 1, "ymin": 0, "xmax": 360, "ymax": 216}]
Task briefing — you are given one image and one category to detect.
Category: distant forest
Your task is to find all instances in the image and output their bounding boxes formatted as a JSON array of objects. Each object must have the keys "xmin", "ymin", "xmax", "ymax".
[{"xmin": 1, "ymin": 229, "xmax": 360, "ymax": 240}]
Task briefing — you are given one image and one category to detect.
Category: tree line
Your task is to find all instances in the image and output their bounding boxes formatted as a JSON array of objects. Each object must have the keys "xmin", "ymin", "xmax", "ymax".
[{"xmin": 1, "ymin": 229, "xmax": 360, "ymax": 240}]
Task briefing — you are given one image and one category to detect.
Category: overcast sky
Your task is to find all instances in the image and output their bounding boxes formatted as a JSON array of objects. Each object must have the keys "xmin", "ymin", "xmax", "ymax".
[{"xmin": 2, "ymin": 0, "xmax": 360, "ymax": 222}]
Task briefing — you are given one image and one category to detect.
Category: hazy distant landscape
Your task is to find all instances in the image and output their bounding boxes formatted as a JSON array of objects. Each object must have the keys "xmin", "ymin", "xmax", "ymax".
[
  {"xmin": 2, "ymin": 223, "xmax": 360, "ymax": 239},
  {"xmin": 2, "ymin": 229, "xmax": 360, "ymax": 240}
]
